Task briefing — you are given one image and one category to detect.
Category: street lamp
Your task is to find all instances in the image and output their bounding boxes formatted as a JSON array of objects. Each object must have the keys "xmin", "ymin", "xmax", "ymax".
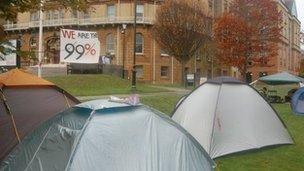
[
  {"xmin": 121, "ymin": 24, "xmax": 127, "ymax": 78},
  {"xmin": 132, "ymin": 0, "xmax": 137, "ymax": 92},
  {"xmin": 16, "ymin": 34, "xmax": 23, "ymax": 69}
]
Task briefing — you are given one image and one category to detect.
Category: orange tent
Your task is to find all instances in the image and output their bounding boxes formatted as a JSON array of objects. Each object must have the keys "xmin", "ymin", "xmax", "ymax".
[
  {"xmin": 0, "ymin": 68, "xmax": 54, "ymax": 87},
  {"xmin": 0, "ymin": 69, "xmax": 79, "ymax": 160}
]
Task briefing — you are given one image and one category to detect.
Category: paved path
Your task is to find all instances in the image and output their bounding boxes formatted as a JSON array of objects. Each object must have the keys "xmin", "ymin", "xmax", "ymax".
[{"xmin": 77, "ymin": 86, "xmax": 191, "ymax": 101}]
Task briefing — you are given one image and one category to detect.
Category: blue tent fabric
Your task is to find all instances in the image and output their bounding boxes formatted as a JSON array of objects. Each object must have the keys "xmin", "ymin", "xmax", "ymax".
[
  {"xmin": 1, "ymin": 99, "xmax": 215, "ymax": 171},
  {"xmin": 291, "ymin": 88, "xmax": 304, "ymax": 115}
]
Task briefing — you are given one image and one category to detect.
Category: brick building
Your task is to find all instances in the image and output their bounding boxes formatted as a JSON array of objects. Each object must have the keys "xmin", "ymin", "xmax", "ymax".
[
  {"xmin": 3, "ymin": 0, "xmax": 237, "ymax": 84},
  {"xmin": 3, "ymin": 0, "xmax": 302, "ymax": 83},
  {"xmin": 247, "ymin": 0, "xmax": 302, "ymax": 81}
]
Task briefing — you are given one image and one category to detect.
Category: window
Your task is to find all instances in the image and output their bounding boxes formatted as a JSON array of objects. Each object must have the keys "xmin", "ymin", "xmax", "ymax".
[
  {"xmin": 208, "ymin": 0, "xmax": 213, "ymax": 11},
  {"xmin": 53, "ymin": 10, "xmax": 60, "ymax": 20},
  {"xmin": 222, "ymin": 70, "xmax": 228, "ymax": 76},
  {"xmin": 29, "ymin": 37, "xmax": 37, "ymax": 47},
  {"xmin": 106, "ymin": 34, "xmax": 115, "ymax": 54},
  {"xmin": 71, "ymin": 10, "xmax": 78, "ymax": 18},
  {"xmin": 224, "ymin": 0, "xmax": 228, "ymax": 11},
  {"xmin": 30, "ymin": 12, "xmax": 39, "ymax": 21},
  {"xmin": 45, "ymin": 10, "xmax": 64, "ymax": 20},
  {"xmin": 135, "ymin": 65, "xmax": 143, "ymax": 78},
  {"xmin": 107, "ymin": 5, "xmax": 116, "ymax": 20},
  {"xmin": 161, "ymin": 66, "xmax": 169, "ymax": 77},
  {"xmin": 136, "ymin": 33, "xmax": 143, "ymax": 53},
  {"xmin": 160, "ymin": 48, "xmax": 169, "ymax": 56},
  {"xmin": 79, "ymin": 11, "xmax": 90, "ymax": 19},
  {"xmin": 185, "ymin": 67, "xmax": 189, "ymax": 74},
  {"xmin": 45, "ymin": 11, "xmax": 50, "ymax": 20},
  {"xmin": 136, "ymin": 4, "xmax": 144, "ymax": 20},
  {"xmin": 84, "ymin": 12, "xmax": 90, "ymax": 19},
  {"xmin": 6, "ymin": 20, "xmax": 16, "ymax": 25}
]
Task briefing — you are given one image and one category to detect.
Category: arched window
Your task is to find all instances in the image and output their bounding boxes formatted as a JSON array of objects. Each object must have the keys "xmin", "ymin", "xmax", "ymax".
[
  {"xmin": 135, "ymin": 33, "xmax": 143, "ymax": 53},
  {"xmin": 106, "ymin": 33, "xmax": 115, "ymax": 54}
]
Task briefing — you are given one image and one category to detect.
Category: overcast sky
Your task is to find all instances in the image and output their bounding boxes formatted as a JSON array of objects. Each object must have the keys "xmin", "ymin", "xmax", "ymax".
[{"xmin": 295, "ymin": 0, "xmax": 304, "ymax": 29}]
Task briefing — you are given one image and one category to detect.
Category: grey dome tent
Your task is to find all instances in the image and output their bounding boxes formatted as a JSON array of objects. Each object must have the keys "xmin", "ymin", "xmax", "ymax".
[
  {"xmin": 172, "ymin": 77, "xmax": 293, "ymax": 159},
  {"xmin": 1, "ymin": 99, "xmax": 215, "ymax": 171}
]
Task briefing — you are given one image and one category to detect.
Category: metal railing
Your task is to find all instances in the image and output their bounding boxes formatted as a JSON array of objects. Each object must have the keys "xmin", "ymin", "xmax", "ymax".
[{"xmin": 4, "ymin": 17, "xmax": 154, "ymax": 31}]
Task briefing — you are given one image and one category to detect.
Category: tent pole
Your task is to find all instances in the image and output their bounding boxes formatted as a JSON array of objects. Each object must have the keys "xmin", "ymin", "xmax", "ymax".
[
  {"xmin": 208, "ymin": 84, "xmax": 223, "ymax": 155},
  {"xmin": 63, "ymin": 92, "xmax": 71, "ymax": 108},
  {"xmin": 0, "ymin": 88, "xmax": 21, "ymax": 143}
]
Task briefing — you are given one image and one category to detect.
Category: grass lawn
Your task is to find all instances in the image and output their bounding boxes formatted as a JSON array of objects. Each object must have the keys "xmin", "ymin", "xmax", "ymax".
[
  {"xmin": 253, "ymin": 83, "xmax": 299, "ymax": 97},
  {"xmin": 141, "ymin": 94, "xmax": 183, "ymax": 115},
  {"xmin": 46, "ymin": 74, "xmax": 169, "ymax": 96},
  {"xmin": 141, "ymin": 95, "xmax": 304, "ymax": 171}
]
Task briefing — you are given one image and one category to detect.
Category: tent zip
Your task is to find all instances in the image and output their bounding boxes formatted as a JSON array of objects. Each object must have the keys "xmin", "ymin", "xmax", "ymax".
[
  {"xmin": 208, "ymin": 84, "xmax": 223, "ymax": 155},
  {"xmin": 0, "ymin": 88, "xmax": 21, "ymax": 143}
]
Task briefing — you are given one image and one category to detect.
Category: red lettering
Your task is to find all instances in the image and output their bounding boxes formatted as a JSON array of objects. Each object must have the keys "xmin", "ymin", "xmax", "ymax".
[{"xmin": 61, "ymin": 30, "xmax": 75, "ymax": 39}]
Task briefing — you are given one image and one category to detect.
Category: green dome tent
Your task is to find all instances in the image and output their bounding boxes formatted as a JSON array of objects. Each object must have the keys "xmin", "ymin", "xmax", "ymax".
[
  {"xmin": 257, "ymin": 72, "xmax": 304, "ymax": 85},
  {"xmin": 1, "ymin": 99, "xmax": 215, "ymax": 171}
]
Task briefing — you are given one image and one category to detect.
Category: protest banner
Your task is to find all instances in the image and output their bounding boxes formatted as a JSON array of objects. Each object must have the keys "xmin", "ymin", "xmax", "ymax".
[{"xmin": 60, "ymin": 29, "xmax": 100, "ymax": 63}]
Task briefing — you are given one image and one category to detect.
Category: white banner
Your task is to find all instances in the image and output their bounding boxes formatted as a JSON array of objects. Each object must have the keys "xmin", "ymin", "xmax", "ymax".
[
  {"xmin": 0, "ymin": 40, "xmax": 17, "ymax": 66},
  {"xmin": 60, "ymin": 29, "xmax": 100, "ymax": 63}
]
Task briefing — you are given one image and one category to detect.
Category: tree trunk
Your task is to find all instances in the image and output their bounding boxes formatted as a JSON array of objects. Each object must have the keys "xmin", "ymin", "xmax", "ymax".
[
  {"xmin": 243, "ymin": 54, "xmax": 249, "ymax": 82},
  {"xmin": 242, "ymin": 71, "xmax": 247, "ymax": 82},
  {"xmin": 181, "ymin": 60, "xmax": 186, "ymax": 87}
]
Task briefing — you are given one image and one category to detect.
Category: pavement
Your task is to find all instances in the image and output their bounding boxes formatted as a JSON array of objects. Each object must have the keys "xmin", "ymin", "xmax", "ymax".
[{"xmin": 77, "ymin": 85, "xmax": 191, "ymax": 101}]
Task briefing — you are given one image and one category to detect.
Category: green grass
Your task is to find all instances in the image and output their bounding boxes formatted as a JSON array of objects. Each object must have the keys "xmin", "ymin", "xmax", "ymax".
[
  {"xmin": 46, "ymin": 74, "xmax": 169, "ymax": 96},
  {"xmin": 253, "ymin": 83, "xmax": 299, "ymax": 97},
  {"xmin": 141, "ymin": 96, "xmax": 304, "ymax": 171},
  {"xmin": 46, "ymin": 74, "xmax": 304, "ymax": 170},
  {"xmin": 141, "ymin": 94, "xmax": 183, "ymax": 115}
]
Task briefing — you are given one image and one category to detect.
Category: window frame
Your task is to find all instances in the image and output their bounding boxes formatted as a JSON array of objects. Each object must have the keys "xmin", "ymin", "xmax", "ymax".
[
  {"xmin": 160, "ymin": 48, "xmax": 169, "ymax": 57},
  {"xmin": 136, "ymin": 4, "xmax": 144, "ymax": 20},
  {"xmin": 135, "ymin": 65, "xmax": 144, "ymax": 78},
  {"xmin": 30, "ymin": 12, "xmax": 39, "ymax": 21},
  {"xmin": 161, "ymin": 66, "xmax": 169, "ymax": 77},
  {"xmin": 106, "ymin": 33, "xmax": 115, "ymax": 55},
  {"xmin": 107, "ymin": 4, "xmax": 116, "ymax": 20},
  {"xmin": 29, "ymin": 37, "xmax": 37, "ymax": 47},
  {"xmin": 135, "ymin": 33, "xmax": 144, "ymax": 54}
]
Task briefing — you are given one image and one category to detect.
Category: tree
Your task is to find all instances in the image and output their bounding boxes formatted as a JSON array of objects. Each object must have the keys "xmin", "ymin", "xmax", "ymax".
[
  {"xmin": 153, "ymin": 0, "xmax": 211, "ymax": 86},
  {"xmin": 198, "ymin": 40, "xmax": 220, "ymax": 79},
  {"xmin": 0, "ymin": 0, "xmax": 90, "ymax": 57},
  {"xmin": 0, "ymin": 0, "xmax": 89, "ymax": 21},
  {"xmin": 213, "ymin": 0, "xmax": 282, "ymax": 81}
]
